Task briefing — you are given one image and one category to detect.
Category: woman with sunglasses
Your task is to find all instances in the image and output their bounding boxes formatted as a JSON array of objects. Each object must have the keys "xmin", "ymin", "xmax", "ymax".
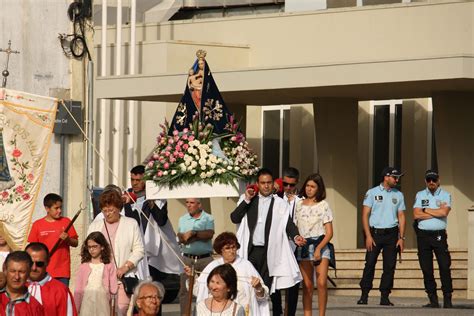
[
  {"xmin": 186, "ymin": 232, "xmax": 269, "ymax": 315},
  {"xmin": 295, "ymin": 173, "xmax": 334, "ymax": 316}
]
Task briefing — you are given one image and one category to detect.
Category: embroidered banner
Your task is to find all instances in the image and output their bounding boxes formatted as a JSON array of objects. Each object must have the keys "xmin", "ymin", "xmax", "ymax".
[{"xmin": 0, "ymin": 88, "xmax": 57, "ymax": 250}]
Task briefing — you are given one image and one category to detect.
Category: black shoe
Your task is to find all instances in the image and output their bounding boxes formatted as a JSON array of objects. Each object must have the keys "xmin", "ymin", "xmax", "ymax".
[
  {"xmin": 423, "ymin": 293, "xmax": 440, "ymax": 308},
  {"xmin": 357, "ymin": 296, "xmax": 368, "ymax": 305},
  {"xmin": 443, "ymin": 295, "xmax": 453, "ymax": 308},
  {"xmin": 380, "ymin": 296, "xmax": 394, "ymax": 306}
]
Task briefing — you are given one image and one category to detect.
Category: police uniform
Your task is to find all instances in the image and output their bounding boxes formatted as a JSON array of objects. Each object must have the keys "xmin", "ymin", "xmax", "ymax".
[
  {"xmin": 414, "ymin": 186, "xmax": 453, "ymax": 302},
  {"xmin": 359, "ymin": 184, "xmax": 405, "ymax": 297}
]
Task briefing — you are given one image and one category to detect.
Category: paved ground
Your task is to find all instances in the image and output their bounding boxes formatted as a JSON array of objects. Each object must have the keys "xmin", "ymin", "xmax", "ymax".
[{"xmin": 161, "ymin": 295, "xmax": 474, "ymax": 315}]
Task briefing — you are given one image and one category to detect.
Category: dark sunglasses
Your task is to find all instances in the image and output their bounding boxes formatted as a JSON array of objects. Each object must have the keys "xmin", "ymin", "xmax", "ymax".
[
  {"xmin": 33, "ymin": 261, "xmax": 46, "ymax": 268},
  {"xmin": 426, "ymin": 178, "xmax": 438, "ymax": 183},
  {"xmin": 282, "ymin": 182, "xmax": 296, "ymax": 188}
]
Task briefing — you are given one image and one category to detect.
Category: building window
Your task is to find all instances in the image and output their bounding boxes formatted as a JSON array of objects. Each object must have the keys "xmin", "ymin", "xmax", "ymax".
[
  {"xmin": 261, "ymin": 106, "xmax": 291, "ymax": 177},
  {"xmin": 370, "ymin": 100, "xmax": 402, "ymax": 186}
]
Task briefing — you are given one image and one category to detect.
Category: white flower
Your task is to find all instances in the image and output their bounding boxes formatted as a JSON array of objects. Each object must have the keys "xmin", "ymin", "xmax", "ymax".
[
  {"xmin": 191, "ymin": 169, "xmax": 197, "ymax": 175},
  {"xmin": 227, "ymin": 166, "xmax": 232, "ymax": 170},
  {"xmin": 163, "ymin": 171, "xmax": 168, "ymax": 176},
  {"xmin": 234, "ymin": 166, "xmax": 240, "ymax": 171},
  {"xmin": 171, "ymin": 170, "xmax": 177, "ymax": 175},
  {"xmin": 191, "ymin": 161, "xmax": 198, "ymax": 168},
  {"xmin": 200, "ymin": 172, "xmax": 206, "ymax": 179},
  {"xmin": 199, "ymin": 158, "xmax": 206, "ymax": 166},
  {"xmin": 185, "ymin": 160, "xmax": 190, "ymax": 166},
  {"xmin": 201, "ymin": 165, "xmax": 207, "ymax": 171}
]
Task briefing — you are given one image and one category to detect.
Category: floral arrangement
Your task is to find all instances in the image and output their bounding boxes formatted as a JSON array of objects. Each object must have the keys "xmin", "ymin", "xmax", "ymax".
[
  {"xmin": 0, "ymin": 135, "xmax": 34, "ymax": 205},
  {"xmin": 144, "ymin": 115, "xmax": 259, "ymax": 189}
]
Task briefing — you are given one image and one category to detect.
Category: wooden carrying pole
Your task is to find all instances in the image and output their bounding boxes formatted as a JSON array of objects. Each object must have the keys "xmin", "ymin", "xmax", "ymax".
[
  {"xmin": 185, "ymin": 264, "xmax": 196, "ymax": 316},
  {"xmin": 50, "ymin": 204, "xmax": 84, "ymax": 257}
]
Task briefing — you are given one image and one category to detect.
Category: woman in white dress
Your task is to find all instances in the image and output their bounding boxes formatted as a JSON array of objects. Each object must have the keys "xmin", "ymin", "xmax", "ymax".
[
  {"xmin": 194, "ymin": 264, "xmax": 245, "ymax": 316},
  {"xmin": 295, "ymin": 173, "xmax": 334, "ymax": 316},
  {"xmin": 188, "ymin": 232, "xmax": 269, "ymax": 315}
]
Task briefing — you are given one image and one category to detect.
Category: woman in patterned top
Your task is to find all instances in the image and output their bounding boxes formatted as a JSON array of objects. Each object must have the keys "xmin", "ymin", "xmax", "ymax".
[{"xmin": 295, "ymin": 173, "xmax": 334, "ymax": 316}]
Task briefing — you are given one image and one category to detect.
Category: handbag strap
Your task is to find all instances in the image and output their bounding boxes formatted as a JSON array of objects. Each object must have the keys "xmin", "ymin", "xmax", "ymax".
[
  {"xmin": 103, "ymin": 219, "xmax": 119, "ymax": 270},
  {"xmin": 232, "ymin": 302, "xmax": 237, "ymax": 316}
]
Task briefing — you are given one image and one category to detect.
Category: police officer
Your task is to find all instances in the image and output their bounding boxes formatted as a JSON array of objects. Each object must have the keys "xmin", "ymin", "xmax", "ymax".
[
  {"xmin": 413, "ymin": 170, "xmax": 453, "ymax": 308},
  {"xmin": 357, "ymin": 167, "xmax": 406, "ymax": 306}
]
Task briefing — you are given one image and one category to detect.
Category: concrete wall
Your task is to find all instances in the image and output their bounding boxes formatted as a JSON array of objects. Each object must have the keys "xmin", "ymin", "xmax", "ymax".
[
  {"xmin": 313, "ymin": 98, "xmax": 359, "ymax": 249},
  {"xmin": 432, "ymin": 92, "xmax": 474, "ymax": 249},
  {"xmin": 97, "ymin": 1, "xmax": 474, "ymax": 72},
  {"xmin": 0, "ymin": 0, "xmax": 71, "ymax": 219}
]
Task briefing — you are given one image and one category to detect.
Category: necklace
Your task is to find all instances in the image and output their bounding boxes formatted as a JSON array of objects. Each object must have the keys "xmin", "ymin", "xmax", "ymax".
[{"xmin": 210, "ymin": 297, "xmax": 229, "ymax": 315}]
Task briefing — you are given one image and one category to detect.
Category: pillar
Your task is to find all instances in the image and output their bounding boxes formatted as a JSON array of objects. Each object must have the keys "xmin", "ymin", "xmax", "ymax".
[{"xmin": 313, "ymin": 98, "xmax": 359, "ymax": 249}]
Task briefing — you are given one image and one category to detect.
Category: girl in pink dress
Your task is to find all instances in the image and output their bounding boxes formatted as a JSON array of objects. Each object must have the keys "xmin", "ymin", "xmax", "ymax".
[{"xmin": 75, "ymin": 232, "xmax": 118, "ymax": 315}]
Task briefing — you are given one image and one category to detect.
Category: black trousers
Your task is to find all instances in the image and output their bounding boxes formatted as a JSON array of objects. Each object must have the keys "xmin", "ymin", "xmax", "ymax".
[
  {"xmin": 417, "ymin": 229, "xmax": 452, "ymax": 295},
  {"xmin": 359, "ymin": 228, "xmax": 398, "ymax": 295},
  {"xmin": 248, "ymin": 246, "xmax": 285, "ymax": 316}
]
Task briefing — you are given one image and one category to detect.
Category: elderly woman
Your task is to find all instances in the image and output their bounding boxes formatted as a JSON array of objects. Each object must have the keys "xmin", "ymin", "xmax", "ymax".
[
  {"xmin": 87, "ymin": 189, "xmax": 145, "ymax": 316},
  {"xmin": 189, "ymin": 232, "xmax": 269, "ymax": 315},
  {"xmin": 133, "ymin": 280, "xmax": 165, "ymax": 316},
  {"xmin": 195, "ymin": 264, "xmax": 245, "ymax": 316}
]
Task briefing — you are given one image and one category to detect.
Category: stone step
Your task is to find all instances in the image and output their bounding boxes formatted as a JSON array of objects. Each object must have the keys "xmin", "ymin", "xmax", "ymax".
[
  {"xmin": 336, "ymin": 249, "xmax": 467, "ymax": 260},
  {"xmin": 327, "ymin": 288, "xmax": 467, "ymax": 298},
  {"xmin": 328, "ymin": 268, "xmax": 467, "ymax": 279},
  {"xmin": 336, "ymin": 259, "xmax": 467, "ymax": 270},
  {"xmin": 327, "ymin": 278, "xmax": 466, "ymax": 289}
]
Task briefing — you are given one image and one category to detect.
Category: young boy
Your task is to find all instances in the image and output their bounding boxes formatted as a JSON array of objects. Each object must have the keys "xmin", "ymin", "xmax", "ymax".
[{"xmin": 27, "ymin": 193, "xmax": 78, "ymax": 286}]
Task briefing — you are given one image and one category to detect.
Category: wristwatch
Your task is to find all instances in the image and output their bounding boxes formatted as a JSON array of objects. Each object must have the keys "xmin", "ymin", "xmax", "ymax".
[{"xmin": 399, "ymin": 236, "xmax": 406, "ymax": 240}]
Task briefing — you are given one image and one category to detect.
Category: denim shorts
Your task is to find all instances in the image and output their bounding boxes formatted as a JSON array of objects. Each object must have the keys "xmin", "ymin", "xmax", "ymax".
[{"xmin": 296, "ymin": 236, "xmax": 331, "ymax": 261}]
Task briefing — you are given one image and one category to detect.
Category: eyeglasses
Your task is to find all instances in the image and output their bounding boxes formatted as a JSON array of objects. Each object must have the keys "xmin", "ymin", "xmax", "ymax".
[
  {"xmin": 138, "ymin": 295, "xmax": 161, "ymax": 301},
  {"xmin": 222, "ymin": 245, "xmax": 237, "ymax": 251},
  {"xmin": 426, "ymin": 178, "xmax": 438, "ymax": 183},
  {"xmin": 282, "ymin": 182, "xmax": 296, "ymax": 188},
  {"xmin": 88, "ymin": 245, "xmax": 100, "ymax": 250},
  {"xmin": 33, "ymin": 261, "xmax": 46, "ymax": 268}
]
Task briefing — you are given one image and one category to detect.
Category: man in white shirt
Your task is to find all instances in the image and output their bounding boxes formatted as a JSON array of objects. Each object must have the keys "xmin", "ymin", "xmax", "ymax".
[{"xmin": 231, "ymin": 168, "xmax": 305, "ymax": 316}]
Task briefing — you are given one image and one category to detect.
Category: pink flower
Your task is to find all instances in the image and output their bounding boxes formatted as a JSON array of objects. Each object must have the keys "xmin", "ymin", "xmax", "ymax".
[
  {"xmin": 173, "ymin": 151, "xmax": 179, "ymax": 157},
  {"xmin": 157, "ymin": 171, "xmax": 163, "ymax": 177},
  {"xmin": 159, "ymin": 156, "xmax": 165, "ymax": 162},
  {"xmin": 169, "ymin": 157, "xmax": 176, "ymax": 163},
  {"xmin": 183, "ymin": 144, "xmax": 189, "ymax": 150},
  {"xmin": 183, "ymin": 128, "xmax": 189, "ymax": 133},
  {"xmin": 15, "ymin": 185, "xmax": 24, "ymax": 194},
  {"xmin": 28, "ymin": 173, "xmax": 34, "ymax": 181},
  {"xmin": 153, "ymin": 153, "xmax": 160, "ymax": 160},
  {"xmin": 165, "ymin": 146, "xmax": 172, "ymax": 151},
  {"xmin": 12, "ymin": 149, "xmax": 22, "ymax": 158},
  {"xmin": 175, "ymin": 145, "xmax": 182, "ymax": 152},
  {"xmin": 182, "ymin": 134, "xmax": 188, "ymax": 140},
  {"xmin": 168, "ymin": 139, "xmax": 174, "ymax": 145},
  {"xmin": 22, "ymin": 193, "xmax": 30, "ymax": 200},
  {"xmin": 177, "ymin": 141, "xmax": 184, "ymax": 146},
  {"xmin": 173, "ymin": 130, "xmax": 179, "ymax": 136},
  {"xmin": 147, "ymin": 161, "xmax": 154, "ymax": 168},
  {"xmin": 231, "ymin": 136, "xmax": 237, "ymax": 141},
  {"xmin": 164, "ymin": 151, "xmax": 171, "ymax": 157},
  {"xmin": 188, "ymin": 135, "xmax": 195, "ymax": 141},
  {"xmin": 163, "ymin": 163, "xmax": 170, "ymax": 170},
  {"xmin": 1, "ymin": 191, "xmax": 8, "ymax": 199},
  {"xmin": 178, "ymin": 152, "xmax": 184, "ymax": 158}
]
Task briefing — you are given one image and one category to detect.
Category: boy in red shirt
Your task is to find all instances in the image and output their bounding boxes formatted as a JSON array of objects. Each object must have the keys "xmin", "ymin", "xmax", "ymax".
[{"xmin": 27, "ymin": 193, "xmax": 78, "ymax": 286}]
